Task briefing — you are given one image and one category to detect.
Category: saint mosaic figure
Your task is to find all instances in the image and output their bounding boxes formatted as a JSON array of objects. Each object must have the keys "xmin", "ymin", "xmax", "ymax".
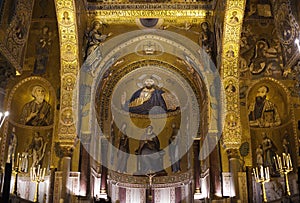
[
  {"xmin": 256, "ymin": 144, "xmax": 263, "ymax": 166},
  {"xmin": 20, "ymin": 152, "xmax": 29, "ymax": 172},
  {"xmin": 135, "ymin": 125, "xmax": 164, "ymax": 174},
  {"xmin": 61, "ymin": 11, "xmax": 71, "ymax": 25},
  {"xmin": 116, "ymin": 123, "xmax": 130, "ymax": 173},
  {"xmin": 198, "ymin": 22, "xmax": 215, "ymax": 59},
  {"xmin": 168, "ymin": 123, "xmax": 181, "ymax": 173},
  {"xmin": 109, "ymin": 118, "xmax": 116, "ymax": 165},
  {"xmin": 33, "ymin": 25, "xmax": 52, "ymax": 75},
  {"xmin": 84, "ymin": 21, "xmax": 112, "ymax": 60},
  {"xmin": 248, "ymin": 85, "xmax": 281, "ymax": 127},
  {"xmin": 121, "ymin": 78, "xmax": 179, "ymax": 115},
  {"xmin": 262, "ymin": 133, "xmax": 277, "ymax": 174},
  {"xmin": 229, "ymin": 11, "xmax": 239, "ymax": 24},
  {"xmin": 19, "ymin": 85, "xmax": 52, "ymax": 126},
  {"xmin": 282, "ymin": 130, "xmax": 290, "ymax": 154},
  {"xmin": 27, "ymin": 132, "xmax": 47, "ymax": 168},
  {"xmin": 7, "ymin": 127, "xmax": 17, "ymax": 164}
]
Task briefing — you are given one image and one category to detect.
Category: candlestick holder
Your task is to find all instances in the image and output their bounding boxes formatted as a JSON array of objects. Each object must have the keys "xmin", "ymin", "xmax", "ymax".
[
  {"xmin": 273, "ymin": 153, "xmax": 293, "ymax": 196},
  {"xmin": 253, "ymin": 166, "xmax": 270, "ymax": 202},
  {"xmin": 30, "ymin": 165, "xmax": 46, "ymax": 203}
]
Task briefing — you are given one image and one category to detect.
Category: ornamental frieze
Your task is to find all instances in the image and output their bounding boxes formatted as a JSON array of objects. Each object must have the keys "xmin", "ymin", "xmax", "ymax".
[
  {"xmin": 87, "ymin": 3, "xmax": 215, "ymax": 11},
  {"xmin": 88, "ymin": 10, "xmax": 210, "ymax": 20}
]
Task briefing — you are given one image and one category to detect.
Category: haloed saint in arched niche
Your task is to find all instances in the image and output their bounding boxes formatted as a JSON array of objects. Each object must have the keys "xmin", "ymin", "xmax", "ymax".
[
  {"xmin": 19, "ymin": 85, "xmax": 52, "ymax": 126},
  {"xmin": 121, "ymin": 75, "xmax": 180, "ymax": 115},
  {"xmin": 248, "ymin": 85, "xmax": 281, "ymax": 128}
]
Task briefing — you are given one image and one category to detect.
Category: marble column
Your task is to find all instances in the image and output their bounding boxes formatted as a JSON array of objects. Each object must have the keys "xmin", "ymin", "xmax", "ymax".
[
  {"xmin": 193, "ymin": 138, "xmax": 201, "ymax": 197},
  {"xmin": 79, "ymin": 134, "xmax": 91, "ymax": 197},
  {"xmin": 220, "ymin": 0, "xmax": 246, "ymax": 198},
  {"xmin": 119, "ymin": 187, "xmax": 126, "ymax": 203},
  {"xmin": 61, "ymin": 157, "xmax": 71, "ymax": 202},
  {"xmin": 208, "ymin": 133, "xmax": 222, "ymax": 198},
  {"xmin": 100, "ymin": 138, "xmax": 108, "ymax": 197},
  {"xmin": 48, "ymin": 167, "xmax": 57, "ymax": 203},
  {"xmin": 2, "ymin": 162, "xmax": 12, "ymax": 203},
  {"xmin": 175, "ymin": 187, "xmax": 181, "ymax": 202},
  {"xmin": 227, "ymin": 149, "xmax": 241, "ymax": 201}
]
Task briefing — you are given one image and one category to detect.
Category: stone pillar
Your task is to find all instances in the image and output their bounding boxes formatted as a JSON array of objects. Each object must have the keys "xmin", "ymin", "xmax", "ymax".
[
  {"xmin": 53, "ymin": 0, "xmax": 80, "ymax": 199},
  {"xmin": 61, "ymin": 157, "xmax": 71, "ymax": 202},
  {"xmin": 193, "ymin": 138, "xmax": 201, "ymax": 197},
  {"xmin": 79, "ymin": 141, "xmax": 91, "ymax": 197},
  {"xmin": 54, "ymin": 144, "xmax": 76, "ymax": 202},
  {"xmin": 208, "ymin": 133, "xmax": 222, "ymax": 198},
  {"xmin": 100, "ymin": 165, "xmax": 108, "ymax": 196},
  {"xmin": 48, "ymin": 167, "xmax": 57, "ymax": 203},
  {"xmin": 227, "ymin": 149, "xmax": 241, "ymax": 201},
  {"xmin": 119, "ymin": 187, "xmax": 126, "ymax": 203},
  {"xmin": 175, "ymin": 187, "xmax": 181, "ymax": 202},
  {"xmin": 2, "ymin": 162, "xmax": 12, "ymax": 203},
  {"xmin": 220, "ymin": 0, "xmax": 246, "ymax": 199},
  {"xmin": 100, "ymin": 138, "xmax": 108, "ymax": 197}
]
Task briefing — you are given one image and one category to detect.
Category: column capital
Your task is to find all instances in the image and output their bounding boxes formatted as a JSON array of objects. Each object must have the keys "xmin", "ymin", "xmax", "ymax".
[
  {"xmin": 226, "ymin": 148, "xmax": 240, "ymax": 159},
  {"xmin": 54, "ymin": 141, "xmax": 77, "ymax": 158}
]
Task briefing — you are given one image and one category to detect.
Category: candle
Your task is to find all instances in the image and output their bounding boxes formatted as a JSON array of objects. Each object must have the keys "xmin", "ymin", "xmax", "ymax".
[
  {"xmin": 283, "ymin": 153, "xmax": 287, "ymax": 168},
  {"xmin": 33, "ymin": 167, "xmax": 36, "ymax": 180},
  {"xmin": 19, "ymin": 156, "xmax": 22, "ymax": 169},
  {"xmin": 16, "ymin": 153, "xmax": 20, "ymax": 168},
  {"xmin": 260, "ymin": 165, "xmax": 264, "ymax": 178},
  {"xmin": 288, "ymin": 154, "xmax": 292, "ymax": 169},
  {"xmin": 278, "ymin": 157, "xmax": 282, "ymax": 169},
  {"xmin": 274, "ymin": 156, "xmax": 278, "ymax": 170},
  {"xmin": 30, "ymin": 167, "xmax": 32, "ymax": 180},
  {"xmin": 37, "ymin": 165, "xmax": 41, "ymax": 178},
  {"xmin": 11, "ymin": 154, "xmax": 14, "ymax": 166},
  {"xmin": 42, "ymin": 168, "xmax": 46, "ymax": 180},
  {"xmin": 264, "ymin": 167, "xmax": 269, "ymax": 180},
  {"xmin": 253, "ymin": 168, "xmax": 257, "ymax": 180}
]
